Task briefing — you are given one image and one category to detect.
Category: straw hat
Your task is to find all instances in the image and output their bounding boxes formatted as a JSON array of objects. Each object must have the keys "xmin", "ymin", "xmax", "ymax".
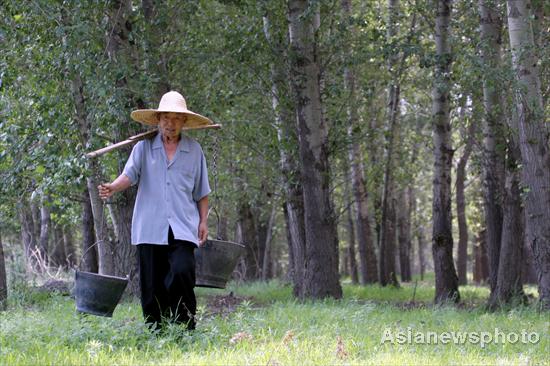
[{"xmin": 130, "ymin": 91, "xmax": 213, "ymax": 128}]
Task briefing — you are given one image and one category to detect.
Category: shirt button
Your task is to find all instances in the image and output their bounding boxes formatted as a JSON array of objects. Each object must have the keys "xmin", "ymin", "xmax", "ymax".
[
  {"xmin": 167, "ymin": 182, "xmax": 170, "ymax": 185},
  {"xmin": 168, "ymin": 215, "xmax": 171, "ymax": 219}
]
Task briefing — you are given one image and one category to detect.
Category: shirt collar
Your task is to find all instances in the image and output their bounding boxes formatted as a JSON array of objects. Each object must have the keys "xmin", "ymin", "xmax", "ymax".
[{"xmin": 152, "ymin": 132, "xmax": 190, "ymax": 152}]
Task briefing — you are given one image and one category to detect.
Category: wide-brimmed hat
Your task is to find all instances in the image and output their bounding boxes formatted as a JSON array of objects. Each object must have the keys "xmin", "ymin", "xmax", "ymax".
[{"xmin": 130, "ymin": 91, "xmax": 213, "ymax": 127}]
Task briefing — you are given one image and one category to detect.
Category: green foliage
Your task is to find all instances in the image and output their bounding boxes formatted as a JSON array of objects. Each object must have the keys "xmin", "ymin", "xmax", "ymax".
[{"xmin": 1, "ymin": 280, "xmax": 547, "ymax": 365}]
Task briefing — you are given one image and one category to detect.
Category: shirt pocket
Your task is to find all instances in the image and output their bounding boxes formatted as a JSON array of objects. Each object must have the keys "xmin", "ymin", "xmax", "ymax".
[{"xmin": 177, "ymin": 169, "xmax": 195, "ymax": 193}]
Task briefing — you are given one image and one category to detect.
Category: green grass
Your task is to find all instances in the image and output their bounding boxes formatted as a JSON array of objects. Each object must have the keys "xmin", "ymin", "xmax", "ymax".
[{"xmin": 1, "ymin": 279, "xmax": 548, "ymax": 365}]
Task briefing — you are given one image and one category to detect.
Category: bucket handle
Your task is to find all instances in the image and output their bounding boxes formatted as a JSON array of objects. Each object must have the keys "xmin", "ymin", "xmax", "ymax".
[{"xmin": 77, "ymin": 240, "xmax": 129, "ymax": 279}]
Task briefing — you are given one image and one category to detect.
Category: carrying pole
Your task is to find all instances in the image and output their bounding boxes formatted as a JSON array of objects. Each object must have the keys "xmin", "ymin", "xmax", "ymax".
[{"xmin": 85, "ymin": 124, "xmax": 222, "ymax": 158}]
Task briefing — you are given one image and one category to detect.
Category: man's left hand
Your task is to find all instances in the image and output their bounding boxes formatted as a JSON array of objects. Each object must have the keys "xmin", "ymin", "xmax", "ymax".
[{"xmin": 198, "ymin": 221, "xmax": 208, "ymax": 246}]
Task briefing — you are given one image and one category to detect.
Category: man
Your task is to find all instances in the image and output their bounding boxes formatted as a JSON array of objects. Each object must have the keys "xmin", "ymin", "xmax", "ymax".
[{"xmin": 98, "ymin": 91, "xmax": 212, "ymax": 331}]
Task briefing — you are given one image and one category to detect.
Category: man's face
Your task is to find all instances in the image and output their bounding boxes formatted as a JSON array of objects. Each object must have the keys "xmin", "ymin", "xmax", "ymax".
[{"xmin": 158, "ymin": 112, "xmax": 187, "ymax": 140}]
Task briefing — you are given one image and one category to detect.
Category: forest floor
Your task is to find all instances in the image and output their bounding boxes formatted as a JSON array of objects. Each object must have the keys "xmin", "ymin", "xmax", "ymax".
[{"xmin": 1, "ymin": 277, "xmax": 548, "ymax": 365}]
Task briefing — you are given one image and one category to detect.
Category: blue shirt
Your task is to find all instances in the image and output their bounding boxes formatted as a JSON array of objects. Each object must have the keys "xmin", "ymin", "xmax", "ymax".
[{"xmin": 122, "ymin": 132, "xmax": 211, "ymax": 247}]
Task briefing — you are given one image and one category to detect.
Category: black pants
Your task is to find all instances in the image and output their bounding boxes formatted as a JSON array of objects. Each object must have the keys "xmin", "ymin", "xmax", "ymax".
[{"xmin": 138, "ymin": 227, "xmax": 196, "ymax": 330}]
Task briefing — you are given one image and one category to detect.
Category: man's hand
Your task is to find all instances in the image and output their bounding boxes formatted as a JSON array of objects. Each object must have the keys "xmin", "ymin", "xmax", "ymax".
[
  {"xmin": 97, "ymin": 175, "xmax": 132, "ymax": 200},
  {"xmin": 198, "ymin": 221, "xmax": 208, "ymax": 246},
  {"xmin": 98, "ymin": 183, "xmax": 115, "ymax": 200}
]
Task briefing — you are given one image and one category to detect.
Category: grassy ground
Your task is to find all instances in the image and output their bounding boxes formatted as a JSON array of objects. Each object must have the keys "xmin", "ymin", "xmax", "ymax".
[{"xmin": 1, "ymin": 278, "xmax": 548, "ymax": 365}]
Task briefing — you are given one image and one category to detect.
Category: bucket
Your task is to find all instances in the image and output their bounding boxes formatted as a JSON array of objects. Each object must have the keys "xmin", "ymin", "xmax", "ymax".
[
  {"xmin": 74, "ymin": 270, "xmax": 128, "ymax": 317},
  {"xmin": 195, "ymin": 239, "xmax": 245, "ymax": 289}
]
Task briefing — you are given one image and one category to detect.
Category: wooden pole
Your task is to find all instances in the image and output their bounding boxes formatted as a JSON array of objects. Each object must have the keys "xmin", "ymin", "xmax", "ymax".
[{"xmin": 85, "ymin": 124, "xmax": 222, "ymax": 158}]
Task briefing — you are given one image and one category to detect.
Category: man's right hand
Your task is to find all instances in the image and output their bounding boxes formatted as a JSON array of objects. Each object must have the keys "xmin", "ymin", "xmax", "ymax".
[{"xmin": 98, "ymin": 183, "xmax": 115, "ymax": 200}]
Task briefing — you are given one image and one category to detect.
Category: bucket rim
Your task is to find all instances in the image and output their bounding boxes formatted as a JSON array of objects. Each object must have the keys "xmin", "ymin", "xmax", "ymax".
[
  {"xmin": 203, "ymin": 239, "xmax": 245, "ymax": 248},
  {"xmin": 75, "ymin": 270, "xmax": 129, "ymax": 282}
]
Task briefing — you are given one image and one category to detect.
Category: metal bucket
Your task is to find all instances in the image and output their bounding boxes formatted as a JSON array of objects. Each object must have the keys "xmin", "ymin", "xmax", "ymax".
[
  {"xmin": 195, "ymin": 239, "xmax": 245, "ymax": 288},
  {"xmin": 74, "ymin": 270, "xmax": 128, "ymax": 317}
]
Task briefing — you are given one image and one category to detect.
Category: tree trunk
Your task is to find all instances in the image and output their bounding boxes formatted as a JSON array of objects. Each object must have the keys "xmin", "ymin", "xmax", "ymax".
[
  {"xmin": 344, "ymin": 170, "xmax": 359, "ymax": 284},
  {"xmin": 379, "ymin": 0, "xmax": 401, "ymax": 288},
  {"xmin": 50, "ymin": 222, "xmax": 66, "ymax": 268},
  {"xmin": 431, "ymin": 0, "xmax": 460, "ymax": 304},
  {"xmin": 38, "ymin": 198, "xmax": 51, "ymax": 265},
  {"xmin": 104, "ymin": 0, "xmax": 141, "ymax": 296},
  {"xmin": 63, "ymin": 226, "xmax": 76, "ymax": 267},
  {"xmin": 288, "ymin": 0, "xmax": 342, "ymax": 299},
  {"xmin": 342, "ymin": 0, "xmax": 378, "ymax": 285},
  {"xmin": 397, "ymin": 189, "xmax": 412, "ymax": 282},
  {"xmin": 87, "ymin": 159, "xmax": 115, "ymax": 275},
  {"xmin": 262, "ymin": 206, "xmax": 277, "ymax": 281},
  {"xmin": 456, "ymin": 105, "xmax": 475, "ymax": 286},
  {"xmin": 506, "ymin": 0, "xmax": 550, "ymax": 309},
  {"xmin": 417, "ymin": 225, "xmax": 426, "ymax": 281},
  {"xmin": 254, "ymin": 207, "xmax": 269, "ymax": 279},
  {"xmin": 488, "ymin": 154, "xmax": 526, "ymax": 308},
  {"xmin": 30, "ymin": 198, "xmax": 41, "ymax": 251},
  {"xmin": 380, "ymin": 191, "xmax": 399, "ymax": 286},
  {"xmin": 282, "ymin": 204, "xmax": 295, "ymax": 284},
  {"xmin": 262, "ymin": 7, "xmax": 307, "ymax": 296},
  {"xmin": 141, "ymin": 0, "xmax": 171, "ymax": 95},
  {"xmin": 69, "ymin": 66, "xmax": 112, "ymax": 275},
  {"xmin": 478, "ymin": 0, "xmax": 506, "ymax": 295},
  {"xmin": 107, "ymin": 191, "xmax": 139, "ymax": 294},
  {"xmin": 473, "ymin": 229, "xmax": 490, "ymax": 284},
  {"xmin": 30, "ymin": 198, "xmax": 42, "ymax": 266},
  {"xmin": 522, "ymin": 241, "xmax": 538, "ymax": 284},
  {"xmin": 80, "ymin": 189, "xmax": 98, "ymax": 273},
  {"xmin": 0, "ymin": 230, "xmax": 7, "ymax": 310},
  {"xmin": 238, "ymin": 201, "xmax": 259, "ymax": 280},
  {"xmin": 18, "ymin": 199, "xmax": 39, "ymax": 272}
]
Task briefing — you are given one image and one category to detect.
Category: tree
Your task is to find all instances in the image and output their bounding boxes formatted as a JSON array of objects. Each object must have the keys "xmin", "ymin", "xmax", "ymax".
[
  {"xmin": 288, "ymin": 0, "xmax": 342, "ymax": 299},
  {"xmin": 456, "ymin": 98, "xmax": 475, "ymax": 286},
  {"xmin": 261, "ymin": 1, "xmax": 307, "ymax": 295},
  {"xmin": 506, "ymin": 0, "xmax": 550, "ymax": 309},
  {"xmin": 431, "ymin": 0, "xmax": 460, "ymax": 303},
  {"xmin": 0, "ymin": 229, "xmax": 7, "ymax": 311},
  {"xmin": 478, "ymin": 0, "xmax": 505, "ymax": 295},
  {"xmin": 341, "ymin": 0, "xmax": 378, "ymax": 284},
  {"xmin": 378, "ymin": 0, "xmax": 402, "ymax": 288}
]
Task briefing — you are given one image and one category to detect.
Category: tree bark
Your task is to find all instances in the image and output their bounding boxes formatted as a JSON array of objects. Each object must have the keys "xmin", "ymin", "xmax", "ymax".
[
  {"xmin": 379, "ymin": 0, "xmax": 401, "ymax": 288},
  {"xmin": 343, "ymin": 168, "xmax": 359, "ymax": 284},
  {"xmin": 0, "ymin": 230, "xmax": 7, "ymax": 310},
  {"xmin": 417, "ymin": 225, "xmax": 426, "ymax": 281},
  {"xmin": 397, "ymin": 189, "xmax": 412, "ymax": 282},
  {"xmin": 63, "ymin": 226, "xmax": 76, "ymax": 267},
  {"xmin": 473, "ymin": 229, "xmax": 490, "ymax": 284},
  {"xmin": 288, "ymin": 0, "xmax": 342, "ymax": 299},
  {"xmin": 488, "ymin": 149, "xmax": 526, "ymax": 307},
  {"xmin": 431, "ymin": 0, "xmax": 460, "ymax": 303},
  {"xmin": 478, "ymin": 0, "xmax": 506, "ymax": 295},
  {"xmin": 104, "ymin": 0, "xmax": 141, "ymax": 295},
  {"xmin": 456, "ymin": 104, "xmax": 475, "ymax": 286},
  {"xmin": 18, "ymin": 199, "xmax": 39, "ymax": 272},
  {"xmin": 38, "ymin": 197, "xmax": 51, "ymax": 266},
  {"xmin": 80, "ymin": 189, "xmax": 98, "ymax": 273},
  {"xmin": 87, "ymin": 167, "xmax": 115, "ymax": 276},
  {"xmin": 30, "ymin": 198, "xmax": 41, "ymax": 251},
  {"xmin": 107, "ymin": 193, "xmax": 139, "ymax": 294},
  {"xmin": 238, "ymin": 201, "xmax": 260, "ymax": 280},
  {"xmin": 262, "ymin": 4, "xmax": 307, "ymax": 296},
  {"xmin": 506, "ymin": 0, "xmax": 550, "ymax": 309},
  {"xmin": 342, "ymin": 0, "xmax": 378, "ymax": 285},
  {"xmin": 522, "ymin": 241, "xmax": 538, "ymax": 284},
  {"xmin": 262, "ymin": 206, "xmax": 277, "ymax": 281},
  {"xmin": 50, "ymin": 222, "xmax": 66, "ymax": 268}
]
